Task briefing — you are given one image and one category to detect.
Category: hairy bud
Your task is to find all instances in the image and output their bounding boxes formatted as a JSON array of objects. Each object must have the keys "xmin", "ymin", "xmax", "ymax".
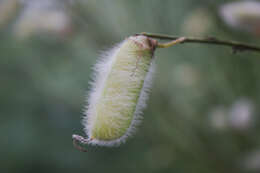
[{"xmin": 73, "ymin": 35, "xmax": 157, "ymax": 147}]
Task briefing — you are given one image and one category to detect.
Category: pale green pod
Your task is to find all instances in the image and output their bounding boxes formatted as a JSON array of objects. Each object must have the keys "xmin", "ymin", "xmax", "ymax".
[{"xmin": 76, "ymin": 35, "xmax": 157, "ymax": 147}]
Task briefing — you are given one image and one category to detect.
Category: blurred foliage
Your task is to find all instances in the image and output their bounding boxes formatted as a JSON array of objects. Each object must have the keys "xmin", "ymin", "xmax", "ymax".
[{"xmin": 1, "ymin": 0, "xmax": 260, "ymax": 173}]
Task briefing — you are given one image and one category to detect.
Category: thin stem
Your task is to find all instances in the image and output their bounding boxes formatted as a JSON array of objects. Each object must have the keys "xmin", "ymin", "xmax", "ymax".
[
  {"xmin": 140, "ymin": 32, "xmax": 260, "ymax": 53},
  {"xmin": 157, "ymin": 37, "xmax": 186, "ymax": 48}
]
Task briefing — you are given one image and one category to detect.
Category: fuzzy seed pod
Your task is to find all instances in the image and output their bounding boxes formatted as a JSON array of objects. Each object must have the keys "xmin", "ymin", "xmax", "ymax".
[{"xmin": 74, "ymin": 35, "xmax": 157, "ymax": 147}]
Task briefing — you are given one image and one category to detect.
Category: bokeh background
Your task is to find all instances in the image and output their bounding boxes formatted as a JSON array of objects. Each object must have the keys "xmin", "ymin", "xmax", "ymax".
[{"xmin": 1, "ymin": 0, "xmax": 260, "ymax": 172}]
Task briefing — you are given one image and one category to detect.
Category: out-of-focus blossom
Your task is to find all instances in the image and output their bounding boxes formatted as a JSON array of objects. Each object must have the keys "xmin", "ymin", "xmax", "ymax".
[
  {"xmin": 14, "ymin": 0, "xmax": 72, "ymax": 39},
  {"xmin": 209, "ymin": 98, "xmax": 254, "ymax": 131},
  {"xmin": 0, "ymin": 0, "xmax": 19, "ymax": 28},
  {"xmin": 228, "ymin": 98, "xmax": 254, "ymax": 131},
  {"xmin": 219, "ymin": 1, "xmax": 260, "ymax": 35},
  {"xmin": 182, "ymin": 8, "xmax": 213, "ymax": 36}
]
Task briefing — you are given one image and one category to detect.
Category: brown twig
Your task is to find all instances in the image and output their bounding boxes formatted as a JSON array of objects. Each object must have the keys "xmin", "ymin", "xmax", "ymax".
[{"xmin": 139, "ymin": 32, "xmax": 260, "ymax": 53}]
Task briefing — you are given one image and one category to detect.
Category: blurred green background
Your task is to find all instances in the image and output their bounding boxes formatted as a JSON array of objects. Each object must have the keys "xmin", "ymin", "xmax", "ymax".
[{"xmin": 1, "ymin": 0, "xmax": 260, "ymax": 173}]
